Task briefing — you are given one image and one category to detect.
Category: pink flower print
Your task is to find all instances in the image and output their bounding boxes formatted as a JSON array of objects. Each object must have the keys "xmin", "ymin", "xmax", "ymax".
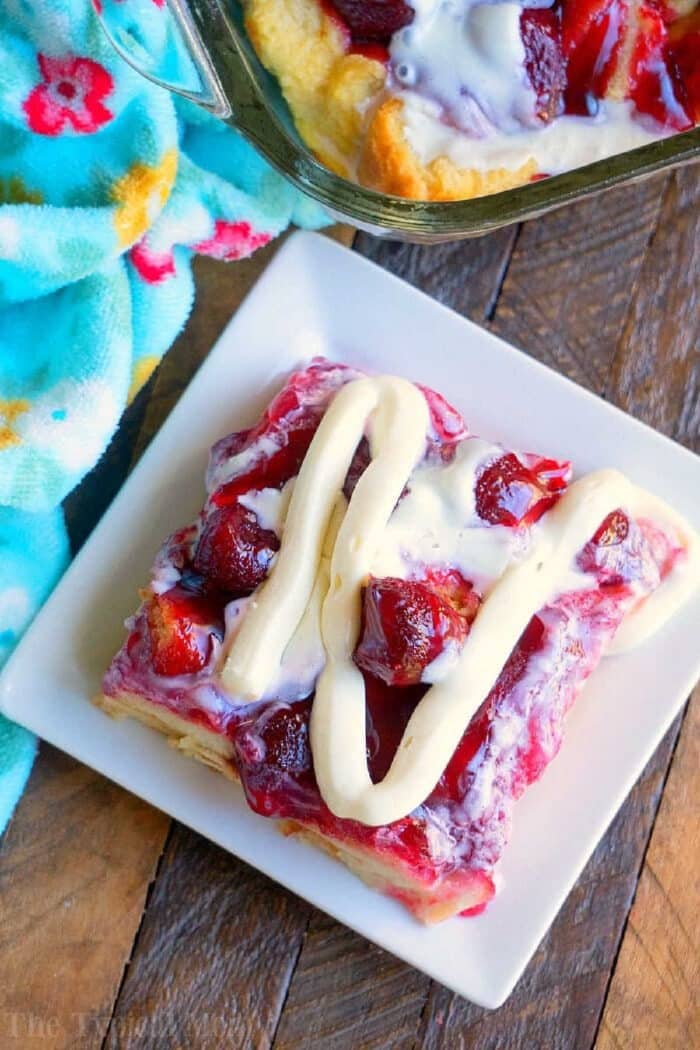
[
  {"xmin": 193, "ymin": 220, "xmax": 272, "ymax": 261},
  {"xmin": 23, "ymin": 55, "xmax": 114, "ymax": 136},
  {"xmin": 130, "ymin": 238, "xmax": 176, "ymax": 284}
]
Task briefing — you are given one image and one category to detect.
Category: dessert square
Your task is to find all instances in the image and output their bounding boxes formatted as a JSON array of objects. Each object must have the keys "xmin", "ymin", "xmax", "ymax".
[{"xmin": 98, "ymin": 357, "xmax": 699, "ymax": 923}]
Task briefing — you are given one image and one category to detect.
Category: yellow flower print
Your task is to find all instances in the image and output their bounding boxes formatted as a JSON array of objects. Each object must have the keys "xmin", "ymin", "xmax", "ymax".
[
  {"xmin": 128, "ymin": 355, "xmax": 160, "ymax": 403},
  {"xmin": 0, "ymin": 177, "xmax": 43, "ymax": 205},
  {"xmin": 111, "ymin": 149, "xmax": 177, "ymax": 248},
  {"xmin": 0, "ymin": 398, "xmax": 30, "ymax": 450}
]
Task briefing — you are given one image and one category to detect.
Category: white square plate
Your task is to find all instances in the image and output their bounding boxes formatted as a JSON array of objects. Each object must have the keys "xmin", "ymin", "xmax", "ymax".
[{"xmin": 2, "ymin": 232, "xmax": 699, "ymax": 1009}]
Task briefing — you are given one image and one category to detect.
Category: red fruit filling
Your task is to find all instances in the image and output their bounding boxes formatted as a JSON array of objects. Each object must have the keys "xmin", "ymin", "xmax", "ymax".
[
  {"xmin": 423, "ymin": 567, "xmax": 482, "ymax": 620},
  {"xmin": 146, "ymin": 586, "xmax": 223, "ymax": 677},
  {"xmin": 666, "ymin": 12, "xmax": 700, "ymax": 123},
  {"xmin": 521, "ymin": 7, "xmax": 567, "ymax": 123},
  {"xmin": 354, "ymin": 576, "xmax": 472, "ymax": 686},
  {"xmin": 562, "ymin": 0, "xmax": 627, "ymax": 115},
  {"xmin": 210, "ymin": 359, "xmax": 358, "ymax": 507},
  {"xmin": 628, "ymin": 3, "xmax": 694, "ymax": 130},
  {"xmin": 194, "ymin": 502, "xmax": 279, "ymax": 594},
  {"xmin": 476, "ymin": 452, "xmax": 569, "ymax": 527},
  {"xmin": 329, "ymin": 0, "xmax": 414, "ymax": 44}
]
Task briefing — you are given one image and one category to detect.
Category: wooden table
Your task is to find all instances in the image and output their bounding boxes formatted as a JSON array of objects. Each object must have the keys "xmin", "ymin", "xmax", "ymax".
[{"xmin": 0, "ymin": 168, "xmax": 698, "ymax": 1050}]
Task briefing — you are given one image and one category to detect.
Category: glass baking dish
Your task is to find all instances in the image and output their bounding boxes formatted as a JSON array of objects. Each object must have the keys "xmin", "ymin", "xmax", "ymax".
[{"xmin": 99, "ymin": 0, "xmax": 700, "ymax": 242}]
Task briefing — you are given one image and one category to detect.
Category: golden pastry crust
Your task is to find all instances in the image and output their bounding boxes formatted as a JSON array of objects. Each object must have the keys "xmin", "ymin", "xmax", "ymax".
[
  {"xmin": 244, "ymin": 0, "xmax": 386, "ymax": 176},
  {"xmin": 358, "ymin": 98, "xmax": 539, "ymax": 200},
  {"xmin": 95, "ymin": 689, "xmax": 486, "ymax": 922}
]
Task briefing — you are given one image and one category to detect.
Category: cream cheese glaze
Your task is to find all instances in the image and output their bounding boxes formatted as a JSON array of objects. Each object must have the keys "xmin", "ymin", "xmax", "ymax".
[
  {"xmin": 390, "ymin": 0, "xmax": 537, "ymax": 136},
  {"xmin": 220, "ymin": 375, "xmax": 700, "ymax": 827},
  {"xmin": 221, "ymin": 376, "xmax": 430, "ymax": 699},
  {"xmin": 401, "ymin": 96, "xmax": 663, "ymax": 175}
]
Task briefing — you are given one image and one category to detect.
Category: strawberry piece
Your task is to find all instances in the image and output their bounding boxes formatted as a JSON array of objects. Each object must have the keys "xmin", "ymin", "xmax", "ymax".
[
  {"xmin": 628, "ymin": 4, "xmax": 693, "ymax": 130},
  {"xmin": 577, "ymin": 509, "xmax": 631, "ymax": 583},
  {"xmin": 194, "ymin": 502, "xmax": 279, "ymax": 593},
  {"xmin": 592, "ymin": 509, "xmax": 629, "ymax": 546},
  {"xmin": 521, "ymin": 7, "xmax": 566, "ymax": 123},
  {"xmin": 256, "ymin": 705, "xmax": 311, "ymax": 774},
  {"xmin": 329, "ymin": 0, "xmax": 414, "ymax": 43},
  {"xmin": 354, "ymin": 577, "xmax": 470, "ymax": 687},
  {"xmin": 667, "ymin": 11, "xmax": 700, "ymax": 123},
  {"xmin": 562, "ymin": 0, "xmax": 626, "ymax": 115},
  {"xmin": 233, "ymin": 702, "xmax": 316, "ymax": 815},
  {"xmin": 146, "ymin": 586, "xmax": 222, "ymax": 677},
  {"xmin": 476, "ymin": 453, "xmax": 563, "ymax": 528},
  {"xmin": 210, "ymin": 359, "xmax": 357, "ymax": 507},
  {"xmin": 423, "ymin": 567, "xmax": 481, "ymax": 621}
]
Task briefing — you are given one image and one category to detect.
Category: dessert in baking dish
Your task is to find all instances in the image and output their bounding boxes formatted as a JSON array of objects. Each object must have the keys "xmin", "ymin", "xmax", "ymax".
[
  {"xmin": 99, "ymin": 359, "xmax": 699, "ymax": 922},
  {"xmin": 242, "ymin": 0, "xmax": 700, "ymax": 199}
]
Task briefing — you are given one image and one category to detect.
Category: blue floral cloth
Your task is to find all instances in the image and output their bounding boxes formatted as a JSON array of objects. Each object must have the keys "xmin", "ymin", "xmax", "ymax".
[{"xmin": 0, "ymin": 0, "xmax": 328, "ymax": 830}]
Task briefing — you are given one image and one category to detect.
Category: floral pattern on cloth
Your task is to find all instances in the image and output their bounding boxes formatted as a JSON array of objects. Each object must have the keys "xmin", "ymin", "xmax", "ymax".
[
  {"xmin": 0, "ymin": 0, "xmax": 329, "ymax": 831},
  {"xmin": 23, "ymin": 54, "xmax": 115, "ymax": 135}
]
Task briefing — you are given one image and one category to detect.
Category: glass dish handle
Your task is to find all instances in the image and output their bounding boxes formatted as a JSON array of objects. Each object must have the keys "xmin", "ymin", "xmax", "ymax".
[{"xmin": 97, "ymin": 0, "xmax": 232, "ymax": 118}]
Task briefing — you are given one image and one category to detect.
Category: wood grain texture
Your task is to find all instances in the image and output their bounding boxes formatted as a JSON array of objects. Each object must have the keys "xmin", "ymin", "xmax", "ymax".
[
  {"xmin": 595, "ymin": 691, "xmax": 700, "ymax": 1050},
  {"xmin": 104, "ymin": 825, "xmax": 312, "ymax": 1050},
  {"xmin": 488, "ymin": 177, "xmax": 668, "ymax": 392},
  {"xmin": 0, "ymin": 746, "xmax": 168, "ymax": 1049},
  {"xmin": 606, "ymin": 168, "xmax": 700, "ymax": 451},
  {"xmin": 272, "ymin": 913, "xmax": 429, "ymax": 1050}
]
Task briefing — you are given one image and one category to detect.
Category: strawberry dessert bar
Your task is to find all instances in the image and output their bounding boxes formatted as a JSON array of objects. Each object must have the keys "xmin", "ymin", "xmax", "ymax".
[{"xmin": 99, "ymin": 359, "xmax": 699, "ymax": 922}]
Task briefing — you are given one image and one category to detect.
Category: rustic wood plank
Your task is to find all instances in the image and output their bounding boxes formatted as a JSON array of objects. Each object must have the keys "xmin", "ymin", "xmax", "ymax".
[
  {"xmin": 595, "ymin": 691, "xmax": 699, "ymax": 1050},
  {"xmin": 0, "ymin": 229, "xmax": 352, "ymax": 1050},
  {"xmin": 272, "ymin": 912, "xmax": 429, "ymax": 1050},
  {"xmin": 606, "ymin": 167, "xmax": 700, "ymax": 451},
  {"xmin": 413, "ymin": 168, "xmax": 696, "ymax": 1049},
  {"xmin": 0, "ymin": 746, "xmax": 168, "ymax": 1049},
  {"xmin": 488, "ymin": 177, "xmax": 668, "ymax": 392},
  {"xmin": 354, "ymin": 226, "xmax": 519, "ymax": 323},
  {"xmin": 104, "ymin": 824, "xmax": 313, "ymax": 1050}
]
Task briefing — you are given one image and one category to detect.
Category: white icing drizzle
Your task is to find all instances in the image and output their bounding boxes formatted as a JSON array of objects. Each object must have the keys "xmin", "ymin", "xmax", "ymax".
[
  {"xmin": 220, "ymin": 377, "xmax": 430, "ymax": 699},
  {"xmin": 401, "ymin": 95, "xmax": 663, "ymax": 176},
  {"xmin": 371, "ymin": 438, "xmax": 523, "ymax": 593},
  {"xmin": 390, "ymin": 0, "xmax": 537, "ymax": 136},
  {"xmin": 239, "ymin": 480, "xmax": 294, "ymax": 536},
  {"xmin": 219, "ymin": 376, "xmax": 700, "ymax": 827}
]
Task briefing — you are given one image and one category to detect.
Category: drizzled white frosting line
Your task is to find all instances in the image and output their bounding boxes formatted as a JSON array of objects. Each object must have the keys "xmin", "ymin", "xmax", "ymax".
[
  {"xmin": 220, "ymin": 377, "xmax": 429, "ymax": 700},
  {"xmin": 311, "ymin": 467, "xmax": 700, "ymax": 827}
]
